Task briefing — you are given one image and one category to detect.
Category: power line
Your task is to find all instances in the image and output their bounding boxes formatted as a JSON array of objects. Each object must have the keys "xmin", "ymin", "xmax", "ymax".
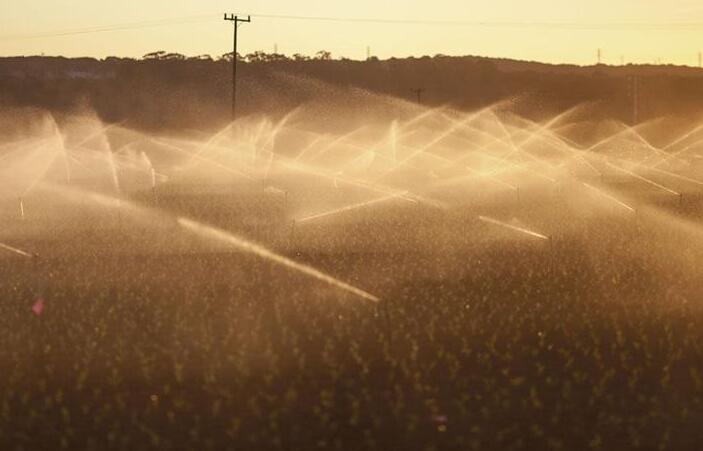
[
  {"xmin": 235, "ymin": 13, "xmax": 703, "ymax": 31},
  {"xmin": 0, "ymin": 15, "xmax": 215, "ymax": 42},
  {"xmin": 4, "ymin": 13, "xmax": 703, "ymax": 43}
]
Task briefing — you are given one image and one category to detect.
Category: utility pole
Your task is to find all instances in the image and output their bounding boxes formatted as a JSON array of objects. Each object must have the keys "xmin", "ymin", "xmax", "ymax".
[{"xmin": 224, "ymin": 14, "xmax": 251, "ymax": 120}]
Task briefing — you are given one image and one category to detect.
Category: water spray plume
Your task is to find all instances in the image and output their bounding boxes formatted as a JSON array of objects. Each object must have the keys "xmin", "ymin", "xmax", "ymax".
[
  {"xmin": 177, "ymin": 218, "xmax": 380, "ymax": 302},
  {"xmin": 582, "ymin": 183, "xmax": 636, "ymax": 213},
  {"xmin": 274, "ymin": 158, "xmax": 426, "ymax": 206},
  {"xmin": 644, "ymin": 165, "xmax": 703, "ymax": 187},
  {"xmin": 0, "ymin": 241, "xmax": 34, "ymax": 259},
  {"xmin": 648, "ymin": 134, "xmax": 703, "ymax": 169},
  {"xmin": 375, "ymin": 104, "xmax": 500, "ymax": 182},
  {"xmin": 478, "ymin": 215, "xmax": 550, "ymax": 241},
  {"xmin": 181, "ymin": 121, "xmax": 236, "ymax": 169},
  {"xmin": 306, "ymin": 127, "xmax": 366, "ymax": 162},
  {"xmin": 297, "ymin": 192, "xmax": 409, "ymax": 224},
  {"xmin": 48, "ymin": 113, "xmax": 72, "ymax": 184},
  {"xmin": 106, "ymin": 150, "xmax": 121, "ymax": 194},
  {"xmin": 604, "ymin": 161, "xmax": 680, "ymax": 196},
  {"xmin": 152, "ymin": 138, "xmax": 254, "ymax": 180},
  {"xmin": 294, "ymin": 135, "xmax": 326, "ymax": 161}
]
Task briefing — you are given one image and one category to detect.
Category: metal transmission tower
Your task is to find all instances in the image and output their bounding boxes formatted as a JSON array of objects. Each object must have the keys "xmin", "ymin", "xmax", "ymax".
[{"xmin": 224, "ymin": 14, "xmax": 251, "ymax": 120}]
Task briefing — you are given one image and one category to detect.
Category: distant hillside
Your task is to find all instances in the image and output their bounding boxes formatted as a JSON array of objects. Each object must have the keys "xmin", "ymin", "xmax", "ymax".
[{"xmin": 2, "ymin": 54, "xmax": 703, "ymax": 131}]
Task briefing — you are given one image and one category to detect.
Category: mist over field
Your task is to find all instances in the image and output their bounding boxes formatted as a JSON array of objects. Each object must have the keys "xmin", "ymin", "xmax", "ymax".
[{"xmin": 3, "ymin": 53, "xmax": 703, "ymax": 450}]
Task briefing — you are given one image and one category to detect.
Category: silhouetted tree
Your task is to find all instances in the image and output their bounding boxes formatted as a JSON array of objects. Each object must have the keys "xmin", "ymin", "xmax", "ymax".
[
  {"xmin": 163, "ymin": 53, "xmax": 186, "ymax": 61},
  {"xmin": 218, "ymin": 52, "xmax": 241, "ymax": 62},
  {"xmin": 314, "ymin": 51, "xmax": 332, "ymax": 61},
  {"xmin": 245, "ymin": 51, "xmax": 269, "ymax": 63},
  {"xmin": 142, "ymin": 51, "xmax": 166, "ymax": 60}
]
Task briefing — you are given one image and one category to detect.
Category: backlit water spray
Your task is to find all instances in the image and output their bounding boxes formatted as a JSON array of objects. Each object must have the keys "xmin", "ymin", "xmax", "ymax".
[{"xmin": 177, "ymin": 218, "xmax": 380, "ymax": 302}]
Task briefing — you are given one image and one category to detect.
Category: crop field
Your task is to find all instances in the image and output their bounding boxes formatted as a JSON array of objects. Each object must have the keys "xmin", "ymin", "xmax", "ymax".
[{"xmin": 2, "ymin": 102, "xmax": 703, "ymax": 450}]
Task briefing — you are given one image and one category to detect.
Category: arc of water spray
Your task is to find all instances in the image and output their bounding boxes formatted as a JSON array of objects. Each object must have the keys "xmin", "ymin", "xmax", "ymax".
[
  {"xmin": 297, "ymin": 192, "xmax": 409, "ymax": 224},
  {"xmin": 271, "ymin": 156, "xmax": 425, "ymax": 205},
  {"xmin": 177, "ymin": 218, "xmax": 380, "ymax": 302},
  {"xmin": 180, "ymin": 122, "xmax": 237, "ymax": 169},
  {"xmin": 151, "ymin": 138, "xmax": 254, "ymax": 180},
  {"xmin": 413, "ymin": 148, "xmax": 518, "ymax": 192},
  {"xmin": 582, "ymin": 183, "xmax": 636, "ymax": 213},
  {"xmin": 0, "ymin": 242, "xmax": 34, "ymax": 258},
  {"xmin": 447, "ymin": 113, "xmax": 560, "ymax": 183},
  {"xmin": 293, "ymin": 135, "xmax": 326, "ymax": 161},
  {"xmin": 304, "ymin": 127, "xmax": 367, "ymax": 162},
  {"xmin": 478, "ymin": 215, "xmax": 550, "ymax": 241},
  {"xmin": 0, "ymin": 138, "xmax": 51, "ymax": 164},
  {"xmin": 47, "ymin": 113, "xmax": 72, "ymax": 183},
  {"xmin": 373, "ymin": 103, "xmax": 502, "ymax": 182},
  {"xmin": 647, "ymin": 134, "xmax": 703, "ymax": 169},
  {"xmin": 42, "ymin": 183, "xmax": 378, "ymax": 302},
  {"xmin": 21, "ymin": 147, "xmax": 64, "ymax": 197},
  {"xmin": 643, "ymin": 165, "xmax": 703, "ymax": 187},
  {"xmin": 508, "ymin": 115, "xmax": 603, "ymax": 177},
  {"xmin": 604, "ymin": 161, "xmax": 680, "ymax": 196}
]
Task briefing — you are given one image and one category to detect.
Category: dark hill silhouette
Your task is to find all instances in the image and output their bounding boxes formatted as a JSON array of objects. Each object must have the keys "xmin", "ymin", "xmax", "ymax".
[{"xmin": 2, "ymin": 53, "xmax": 703, "ymax": 131}]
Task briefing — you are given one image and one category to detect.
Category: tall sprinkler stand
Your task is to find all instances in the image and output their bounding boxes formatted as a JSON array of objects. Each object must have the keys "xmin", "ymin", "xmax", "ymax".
[
  {"xmin": 289, "ymin": 219, "xmax": 297, "ymax": 246},
  {"xmin": 376, "ymin": 299, "xmax": 393, "ymax": 346},
  {"xmin": 151, "ymin": 168, "xmax": 158, "ymax": 205},
  {"xmin": 31, "ymin": 252, "xmax": 41, "ymax": 271},
  {"xmin": 547, "ymin": 235, "xmax": 556, "ymax": 275}
]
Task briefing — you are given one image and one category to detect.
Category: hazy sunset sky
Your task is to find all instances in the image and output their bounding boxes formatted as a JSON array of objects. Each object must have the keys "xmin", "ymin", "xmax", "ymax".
[{"xmin": 2, "ymin": 0, "xmax": 703, "ymax": 65}]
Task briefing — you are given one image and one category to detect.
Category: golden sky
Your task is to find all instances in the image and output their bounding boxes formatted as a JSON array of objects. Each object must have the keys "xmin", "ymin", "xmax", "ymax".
[{"xmin": 2, "ymin": 0, "xmax": 703, "ymax": 65}]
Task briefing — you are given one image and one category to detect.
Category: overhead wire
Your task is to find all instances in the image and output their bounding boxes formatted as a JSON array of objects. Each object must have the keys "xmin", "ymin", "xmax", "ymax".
[{"xmin": 3, "ymin": 13, "xmax": 703, "ymax": 42}]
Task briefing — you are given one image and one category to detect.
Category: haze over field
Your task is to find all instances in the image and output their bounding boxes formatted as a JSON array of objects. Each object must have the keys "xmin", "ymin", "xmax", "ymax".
[{"xmin": 3, "ymin": 2, "xmax": 703, "ymax": 450}]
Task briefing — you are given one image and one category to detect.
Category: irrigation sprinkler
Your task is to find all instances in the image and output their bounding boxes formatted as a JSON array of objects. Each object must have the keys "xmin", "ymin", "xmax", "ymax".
[
  {"xmin": 288, "ymin": 219, "xmax": 298, "ymax": 247},
  {"xmin": 375, "ymin": 298, "xmax": 394, "ymax": 346}
]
